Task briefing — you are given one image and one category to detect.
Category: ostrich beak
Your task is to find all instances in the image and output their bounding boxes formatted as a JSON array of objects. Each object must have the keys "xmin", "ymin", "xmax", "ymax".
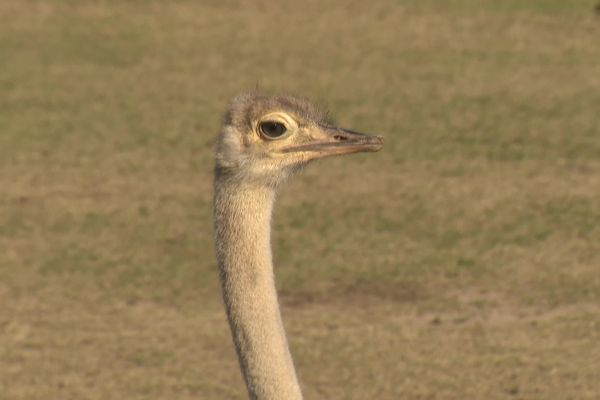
[{"xmin": 281, "ymin": 125, "xmax": 384, "ymax": 158}]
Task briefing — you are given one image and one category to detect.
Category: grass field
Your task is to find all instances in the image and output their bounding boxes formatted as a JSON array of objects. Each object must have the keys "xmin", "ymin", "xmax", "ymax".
[{"xmin": 1, "ymin": 0, "xmax": 600, "ymax": 399}]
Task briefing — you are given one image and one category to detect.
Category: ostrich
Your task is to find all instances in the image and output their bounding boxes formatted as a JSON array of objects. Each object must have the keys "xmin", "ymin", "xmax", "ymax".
[{"xmin": 213, "ymin": 93, "xmax": 383, "ymax": 400}]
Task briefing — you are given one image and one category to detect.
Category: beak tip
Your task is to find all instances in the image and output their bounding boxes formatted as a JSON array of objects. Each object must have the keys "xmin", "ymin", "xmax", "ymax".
[{"xmin": 370, "ymin": 135, "xmax": 384, "ymax": 150}]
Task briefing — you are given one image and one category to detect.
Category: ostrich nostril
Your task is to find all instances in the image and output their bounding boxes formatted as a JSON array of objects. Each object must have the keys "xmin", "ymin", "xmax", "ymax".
[{"xmin": 334, "ymin": 135, "xmax": 348, "ymax": 141}]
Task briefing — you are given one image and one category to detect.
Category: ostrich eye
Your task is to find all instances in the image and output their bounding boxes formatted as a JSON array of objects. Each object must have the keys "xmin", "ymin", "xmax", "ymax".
[{"xmin": 259, "ymin": 121, "xmax": 287, "ymax": 139}]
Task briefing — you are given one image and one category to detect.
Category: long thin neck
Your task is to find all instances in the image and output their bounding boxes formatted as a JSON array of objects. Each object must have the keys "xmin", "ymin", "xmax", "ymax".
[{"xmin": 213, "ymin": 177, "xmax": 303, "ymax": 400}]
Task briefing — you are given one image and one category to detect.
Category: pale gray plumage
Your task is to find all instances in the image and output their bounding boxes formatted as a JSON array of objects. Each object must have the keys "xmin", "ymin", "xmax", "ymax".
[{"xmin": 213, "ymin": 93, "xmax": 383, "ymax": 400}]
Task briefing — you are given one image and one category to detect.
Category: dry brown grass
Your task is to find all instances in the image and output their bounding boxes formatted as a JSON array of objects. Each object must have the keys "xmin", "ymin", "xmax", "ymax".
[{"xmin": 1, "ymin": 0, "xmax": 599, "ymax": 399}]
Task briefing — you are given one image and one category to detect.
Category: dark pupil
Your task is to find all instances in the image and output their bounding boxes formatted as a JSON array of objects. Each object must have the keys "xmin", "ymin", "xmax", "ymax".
[{"xmin": 260, "ymin": 121, "xmax": 286, "ymax": 138}]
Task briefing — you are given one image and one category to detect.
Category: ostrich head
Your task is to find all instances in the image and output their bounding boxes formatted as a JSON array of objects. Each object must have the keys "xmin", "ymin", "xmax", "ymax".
[{"xmin": 215, "ymin": 93, "xmax": 384, "ymax": 188}]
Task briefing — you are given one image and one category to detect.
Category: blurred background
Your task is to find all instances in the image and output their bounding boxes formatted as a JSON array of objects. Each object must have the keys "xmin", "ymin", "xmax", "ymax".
[{"xmin": 1, "ymin": 1, "xmax": 599, "ymax": 399}]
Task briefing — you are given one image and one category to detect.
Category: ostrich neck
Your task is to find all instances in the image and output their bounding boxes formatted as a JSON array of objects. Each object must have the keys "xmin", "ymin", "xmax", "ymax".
[{"xmin": 213, "ymin": 178, "xmax": 303, "ymax": 400}]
